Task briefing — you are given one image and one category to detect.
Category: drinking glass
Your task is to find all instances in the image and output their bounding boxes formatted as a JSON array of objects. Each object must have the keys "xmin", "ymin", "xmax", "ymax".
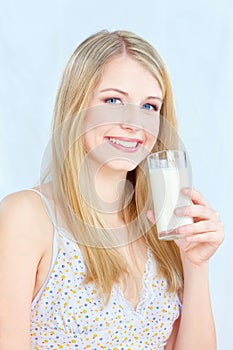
[{"xmin": 147, "ymin": 150, "xmax": 193, "ymax": 240}]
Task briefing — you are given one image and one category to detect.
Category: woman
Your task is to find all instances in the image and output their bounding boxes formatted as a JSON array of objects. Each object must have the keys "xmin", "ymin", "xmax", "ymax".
[{"xmin": 0, "ymin": 30, "xmax": 224, "ymax": 349}]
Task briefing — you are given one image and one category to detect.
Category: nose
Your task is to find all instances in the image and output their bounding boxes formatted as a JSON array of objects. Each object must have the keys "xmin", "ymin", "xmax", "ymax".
[{"xmin": 119, "ymin": 104, "xmax": 142, "ymax": 132}]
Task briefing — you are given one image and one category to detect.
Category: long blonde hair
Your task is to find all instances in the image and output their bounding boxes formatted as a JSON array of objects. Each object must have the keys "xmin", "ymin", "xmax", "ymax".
[{"xmin": 50, "ymin": 30, "xmax": 183, "ymax": 304}]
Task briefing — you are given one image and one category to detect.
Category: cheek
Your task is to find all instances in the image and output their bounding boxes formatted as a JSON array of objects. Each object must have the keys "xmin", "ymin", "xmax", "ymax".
[
  {"xmin": 143, "ymin": 115, "xmax": 160, "ymax": 148},
  {"xmin": 145, "ymin": 132, "xmax": 158, "ymax": 151},
  {"xmin": 83, "ymin": 127, "xmax": 109, "ymax": 153},
  {"xmin": 144, "ymin": 119, "xmax": 160, "ymax": 151},
  {"xmin": 83, "ymin": 131, "xmax": 94, "ymax": 153}
]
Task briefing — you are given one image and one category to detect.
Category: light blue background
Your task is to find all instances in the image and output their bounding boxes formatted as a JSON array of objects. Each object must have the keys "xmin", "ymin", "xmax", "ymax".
[{"xmin": 0, "ymin": 1, "xmax": 232, "ymax": 348}]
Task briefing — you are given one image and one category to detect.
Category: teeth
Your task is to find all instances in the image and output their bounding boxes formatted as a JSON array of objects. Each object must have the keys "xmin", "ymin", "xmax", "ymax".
[{"xmin": 109, "ymin": 137, "xmax": 138, "ymax": 148}]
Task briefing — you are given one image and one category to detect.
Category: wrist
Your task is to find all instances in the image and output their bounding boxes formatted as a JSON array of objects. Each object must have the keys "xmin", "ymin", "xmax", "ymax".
[{"xmin": 180, "ymin": 253, "xmax": 209, "ymax": 275}]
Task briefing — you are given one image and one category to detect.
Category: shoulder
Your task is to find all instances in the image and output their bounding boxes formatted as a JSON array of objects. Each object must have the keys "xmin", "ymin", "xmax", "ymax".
[
  {"xmin": 0, "ymin": 188, "xmax": 53, "ymax": 254},
  {"xmin": 1, "ymin": 188, "xmax": 42, "ymax": 212},
  {"xmin": 0, "ymin": 189, "xmax": 55, "ymax": 344},
  {"xmin": 0, "ymin": 189, "xmax": 40, "ymax": 226}
]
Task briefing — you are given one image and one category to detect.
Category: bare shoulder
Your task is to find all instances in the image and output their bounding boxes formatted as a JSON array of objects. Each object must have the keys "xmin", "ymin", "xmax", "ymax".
[
  {"xmin": 0, "ymin": 188, "xmax": 54, "ymax": 347},
  {"xmin": 0, "ymin": 188, "xmax": 53, "ymax": 253},
  {"xmin": 1, "ymin": 187, "xmax": 47, "ymax": 212}
]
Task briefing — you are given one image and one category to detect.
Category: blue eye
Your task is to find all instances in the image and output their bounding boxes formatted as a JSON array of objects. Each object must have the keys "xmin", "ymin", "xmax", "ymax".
[
  {"xmin": 142, "ymin": 103, "xmax": 159, "ymax": 111},
  {"xmin": 105, "ymin": 98, "xmax": 121, "ymax": 104}
]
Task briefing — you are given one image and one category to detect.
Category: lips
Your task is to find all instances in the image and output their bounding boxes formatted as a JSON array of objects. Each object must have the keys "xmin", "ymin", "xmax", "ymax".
[{"xmin": 104, "ymin": 136, "xmax": 143, "ymax": 153}]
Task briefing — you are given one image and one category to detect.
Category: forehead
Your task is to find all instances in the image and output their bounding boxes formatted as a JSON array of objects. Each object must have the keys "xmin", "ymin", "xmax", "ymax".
[{"xmin": 96, "ymin": 55, "xmax": 163, "ymax": 98}]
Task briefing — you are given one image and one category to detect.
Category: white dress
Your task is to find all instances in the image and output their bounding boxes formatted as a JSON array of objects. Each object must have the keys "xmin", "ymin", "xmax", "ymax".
[{"xmin": 29, "ymin": 189, "xmax": 182, "ymax": 349}]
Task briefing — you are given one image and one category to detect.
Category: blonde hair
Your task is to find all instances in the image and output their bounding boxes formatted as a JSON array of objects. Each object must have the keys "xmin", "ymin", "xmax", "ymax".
[{"xmin": 50, "ymin": 30, "xmax": 183, "ymax": 304}]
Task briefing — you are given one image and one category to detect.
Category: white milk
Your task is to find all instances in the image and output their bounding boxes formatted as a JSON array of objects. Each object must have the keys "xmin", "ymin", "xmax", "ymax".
[{"xmin": 149, "ymin": 167, "xmax": 193, "ymax": 240}]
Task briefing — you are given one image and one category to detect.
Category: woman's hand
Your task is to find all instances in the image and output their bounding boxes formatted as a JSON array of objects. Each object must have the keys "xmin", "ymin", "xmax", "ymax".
[{"xmin": 147, "ymin": 187, "xmax": 224, "ymax": 267}]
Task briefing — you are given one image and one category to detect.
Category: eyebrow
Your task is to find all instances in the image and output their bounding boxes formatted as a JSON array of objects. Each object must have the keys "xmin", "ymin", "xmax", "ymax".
[{"xmin": 99, "ymin": 88, "xmax": 163, "ymax": 102}]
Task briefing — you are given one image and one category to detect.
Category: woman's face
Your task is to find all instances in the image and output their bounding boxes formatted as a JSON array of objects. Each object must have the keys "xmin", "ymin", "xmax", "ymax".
[{"xmin": 83, "ymin": 55, "xmax": 163, "ymax": 173}]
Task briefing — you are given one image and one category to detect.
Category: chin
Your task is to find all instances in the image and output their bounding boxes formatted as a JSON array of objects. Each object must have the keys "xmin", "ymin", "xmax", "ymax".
[{"xmin": 106, "ymin": 159, "xmax": 138, "ymax": 172}]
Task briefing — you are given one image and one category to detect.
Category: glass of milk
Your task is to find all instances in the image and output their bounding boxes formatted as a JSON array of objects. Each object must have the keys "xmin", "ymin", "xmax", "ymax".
[{"xmin": 147, "ymin": 150, "xmax": 193, "ymax": 240}]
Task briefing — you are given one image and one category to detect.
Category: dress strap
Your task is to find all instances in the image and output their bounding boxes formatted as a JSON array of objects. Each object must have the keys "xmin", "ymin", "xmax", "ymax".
[
  {"xmin": 26, "ymin": 188, "xmax": 58, "ymax": 229},
  {"xmin": 26, "ymin": 188, "xmax": 60, "ymax": 308}
]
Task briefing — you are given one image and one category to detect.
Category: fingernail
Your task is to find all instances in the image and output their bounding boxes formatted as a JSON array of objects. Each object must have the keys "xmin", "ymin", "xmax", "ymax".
[
  {"xmin": 179, "ymin": 226, "xmax": 187, "ymax": 233},
  {"xmin": 181, "ymin": 188, "xmax": 189, "ymax": 194},
  {"xmin": 186, "ymin": 235, "xmax": 194, "ymax": 241},
  {"xmin": 174, "ymin": 208, "xmax": 183, "ymax": 215}
]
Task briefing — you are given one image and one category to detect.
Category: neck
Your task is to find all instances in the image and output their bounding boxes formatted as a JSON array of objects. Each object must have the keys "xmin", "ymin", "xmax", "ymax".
[
  {"xmin": 80, "ymin": 156, "xmax": 135, "ymax": 233},
  {"xmin": 95, "ymin": 165, "xmax": 127, "ymax": 205},
  {"xmin": 95, "ymin": 166, "xmax": 130, "ymax": 227}
]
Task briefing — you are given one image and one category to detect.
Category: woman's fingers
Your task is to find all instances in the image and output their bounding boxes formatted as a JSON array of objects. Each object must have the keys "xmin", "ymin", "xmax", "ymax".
[
  {"xmin": 148, "ymin": 205, "xmax": 220, "ymax": 228},
  {"xmin": 181, "ymin": 187, "xmax": 211, "ymax": 208},
  {"xmin": 177, "ymin": 219, "xmax": 224, "ymax": 235},
  {"xmin": 185, "ymin": 230, "xmax": 224, "ymax": 244},
  {"xmin": 146, "ymin": 210, "xmax": 156, "ymax": 224},
  {"xmin": 174, "ymin": 204, "xmax": 218, "ymax": 220}
]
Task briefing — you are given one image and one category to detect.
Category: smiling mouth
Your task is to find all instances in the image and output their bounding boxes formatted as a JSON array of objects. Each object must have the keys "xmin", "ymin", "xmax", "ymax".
[{"xmin": 104, "ymin": 136, "xmax": 143, "ymax": 152}]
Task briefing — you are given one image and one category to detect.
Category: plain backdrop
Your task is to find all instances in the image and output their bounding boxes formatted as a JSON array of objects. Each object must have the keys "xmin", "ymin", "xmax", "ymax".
[{"xmin": 0, "ymin": 0, "xmax": 232, "ymax": 348}]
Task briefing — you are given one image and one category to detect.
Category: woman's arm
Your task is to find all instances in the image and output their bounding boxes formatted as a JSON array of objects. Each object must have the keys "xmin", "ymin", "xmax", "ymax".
[
  {"xmin": 0, "ymin": 191, "xmax": 49, "ymax": 350},
  {"xmin": 172, "ymin": 260, "xmax": 215, "ymax": 349},
  {"xmin": 149, "ymin": 188, "xmax": 224, "ymax": 350},
  {"xmin": 170, "ymin": 188, "xmax": 224, "ymax": 350},
  {"xmin": 165, "ymin": 262, "xmax": 215, "ymax": 350}
]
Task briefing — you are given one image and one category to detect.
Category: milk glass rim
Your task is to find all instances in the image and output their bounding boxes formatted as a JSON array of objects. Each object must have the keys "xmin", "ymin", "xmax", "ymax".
[
  {"xmin": 147, "ymin": 150, "xmax": 188, "ymax": 170},
  {"xmin": 147, "ymin": 149, "xmax": 186, "ymax": 161}
]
